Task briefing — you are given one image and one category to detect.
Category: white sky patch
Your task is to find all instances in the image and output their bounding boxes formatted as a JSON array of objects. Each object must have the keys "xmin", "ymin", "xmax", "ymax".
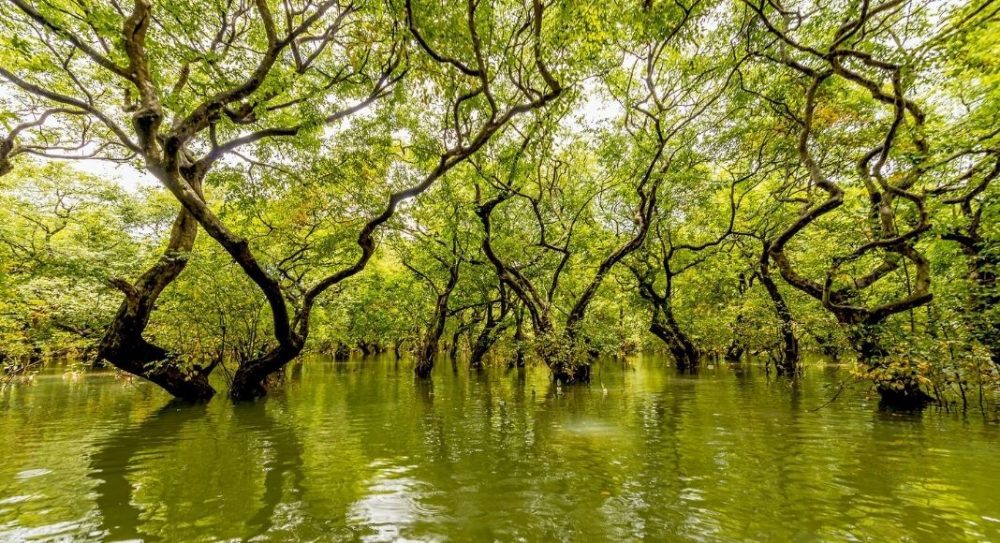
[
  {"xmin": 567, "ymin": 78, "xmax": 624, "ymax": 133},
  {"xmin": 69, "ymin": 159, "xmax": 159, "ymax": 192}
]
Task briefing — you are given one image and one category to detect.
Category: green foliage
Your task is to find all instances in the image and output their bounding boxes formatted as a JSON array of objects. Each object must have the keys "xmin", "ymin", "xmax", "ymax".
[{"xmin": 0, "ymin": 0, "xmax": 996, "ymax": 406}]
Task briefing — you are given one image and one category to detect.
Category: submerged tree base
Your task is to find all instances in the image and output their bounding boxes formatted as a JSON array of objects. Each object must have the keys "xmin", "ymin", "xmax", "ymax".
[
  {"xmin": 551, "ymin": 362, "xmax": 591, "ymax": 385},
  {"xmin": 229, "ymin": 346, "xmax": 301, "ymax": 402},
  {"xmin": 876, "ymin": 381, "xmax": 935, "ymax": 410},
  {"xmin": 100, "ymin": 337, "xmax": 216, "ymax": 402}
]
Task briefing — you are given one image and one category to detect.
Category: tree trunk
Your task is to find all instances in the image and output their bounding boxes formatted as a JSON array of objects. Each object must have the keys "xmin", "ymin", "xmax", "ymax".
[
  {"xmin": 724, "ymin": 328, "xmax": 746, "ymax": 363},
  {"xmin": 448, "ymin": 329, "xmax": 462, "ymax": 363},
  {"xmin": 550, "ymin": 359, "xmax": 591, "ymax": 384},
  {"xmin": 469, "ymin": 324, "xmax": 497, "ymax": 369},
  {"xmin": 414, "ymin": 263, "xmax": 459, "ymax": 379},
  {"xmin": 414, "ymin": 336, "xmax": 439, "ymax": 379},
  {"xmin": 229, "ymin": 342, "xmax": 302, "ymax": 402},
  {"xmin": 358, "ymin": 341, "xmax": 373, "ymax": 357},
  {"xmin": 508, "ymin": 307, "xmax": 527, "ymax": 369},
  {"xmin": 97, "ymin": 194, "xmax": 216, "ymax": 402},
  {"xmin": 470, "ymin": 305, "xmax": 508, "ymax": 369},
  {"xmin": 334, "ymin": 343, "xmax": 350, "ymax": 361},
  {"xmin": 847, "ymin": 325, "xmax": 934, "ymax": 409},
  {"xmin": 649, "ymin": 306, "xmax": 700, "ymax": 371},
  {"xmin": 758, "ymin": 252, "xmax": 800, "ymax": 375},
  {"xmin": 725, "ymin": 273, "xmax": 749, "ymax": 363}
]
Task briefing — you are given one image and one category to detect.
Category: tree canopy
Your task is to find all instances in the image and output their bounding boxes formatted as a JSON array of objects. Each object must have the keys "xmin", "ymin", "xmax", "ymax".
[{"xmin": 1, "ymin": 0, "xmax": 997, "ymax": 409}]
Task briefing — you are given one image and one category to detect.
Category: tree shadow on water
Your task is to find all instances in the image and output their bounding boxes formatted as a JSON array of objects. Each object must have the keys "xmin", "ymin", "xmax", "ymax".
[
  {"xmin": 234, "ymin": 401, "xmax": 306, "ymax": 539},
  {"xmin": 89, "ymin": 399, "xmax": 305, "ymax": 541},
  {"xmin": 89, "ymin": 401, "xmax": 207, "ymax": 542}
]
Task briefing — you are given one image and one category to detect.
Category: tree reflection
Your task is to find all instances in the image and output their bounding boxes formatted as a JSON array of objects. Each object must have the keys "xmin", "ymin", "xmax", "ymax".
[
  {"xmin": 90, "ymin": 401, "xmax": 207, "ymax": 542},
  {"xmin": 89, "ymin": 399, "xmax": 305, "ymax": 541},
  {"xmin": 235, "ymin": 401, "xmax": 306, "ymax": 537}
]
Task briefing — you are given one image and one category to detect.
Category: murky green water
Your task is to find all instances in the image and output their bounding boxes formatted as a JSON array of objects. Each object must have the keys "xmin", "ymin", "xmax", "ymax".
[{"xmin": 1, "ymin": 357, "xmax": 997, "ymax": 542}]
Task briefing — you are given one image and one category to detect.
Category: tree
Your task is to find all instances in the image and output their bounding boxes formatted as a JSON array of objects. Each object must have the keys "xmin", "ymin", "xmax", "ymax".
[
  {"xmin": 741, "ymin": 0, "xmax": 987, "ymax": 407},
  {"xmin": 1, "ymin": 0, "xmax": 561, "ymax": 400}
]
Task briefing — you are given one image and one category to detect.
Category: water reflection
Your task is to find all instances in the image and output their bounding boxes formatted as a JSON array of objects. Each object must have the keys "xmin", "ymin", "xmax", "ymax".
[
  {"xmin": 235, "ymin": 402, "xmax": 306, "ymax": 538},
  {"xmin": 0, "ymin": 357, "xmax": 996, "ymax": 542},
  {"xmin": 90, "ymin": 402, "xmax": 206, "ymax": 542},
  {"xmin": 88, "ymin": 399, "xmax": 306, "ymax": 541},
  {"xmin": 347, "ymin": 459, "xmax": 441, "ymax": 542}
]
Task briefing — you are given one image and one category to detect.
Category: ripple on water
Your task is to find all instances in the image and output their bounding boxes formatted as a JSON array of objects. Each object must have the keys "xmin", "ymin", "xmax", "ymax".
[
  {"xmin": 14, "ymin": 469, "xmax": 51, "ymax": 481},
  {"xmin": 0, "ymin": 358, "xmax": 997, "ymax": 542},
  {"xmin": 347, "ymin": 459, "xmax": 446, "ymax": 543}
]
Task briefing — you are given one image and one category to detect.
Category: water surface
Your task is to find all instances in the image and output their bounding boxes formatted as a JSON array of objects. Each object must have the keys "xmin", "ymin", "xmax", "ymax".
[{"xmin": 1, "ymin": 357, "xmax": 998, "ymax": 541}]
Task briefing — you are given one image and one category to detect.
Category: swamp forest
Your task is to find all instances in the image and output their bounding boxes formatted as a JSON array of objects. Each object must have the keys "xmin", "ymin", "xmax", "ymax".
[{"xmin": 0, "ymin": 0, "xmax": 998, "ymax": 540}]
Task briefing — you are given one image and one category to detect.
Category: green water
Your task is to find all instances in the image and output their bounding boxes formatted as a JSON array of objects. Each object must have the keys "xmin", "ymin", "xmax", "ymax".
[{"xmin": 1, "ymin": 357, "xmax": 997, "ymax": 542}]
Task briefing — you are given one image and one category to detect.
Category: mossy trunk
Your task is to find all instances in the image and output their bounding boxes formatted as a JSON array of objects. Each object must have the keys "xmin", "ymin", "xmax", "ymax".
[
  {"xmin": 229, "ymin": 342, "xmax": 302, "ymax": 402},
  {"xmin": 848, "ymin": 326, "xmax": 934, "ymax": 409},
  {"xmin": 649, "ymin": 307, "xmax": 700, "ymax": 371},
  {"xmin": 98, "ymin": 194, "xmax": 216, "ymax": 402}
]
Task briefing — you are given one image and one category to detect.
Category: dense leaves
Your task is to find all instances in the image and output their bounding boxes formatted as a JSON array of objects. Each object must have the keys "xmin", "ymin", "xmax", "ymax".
[{"xmin": 0, "ymin": 0, "xmax": 996, "ymax": 408}]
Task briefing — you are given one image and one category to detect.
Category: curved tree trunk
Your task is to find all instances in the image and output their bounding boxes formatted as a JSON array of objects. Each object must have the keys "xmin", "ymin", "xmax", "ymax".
[
  {"xmin": 763, "ymin": 69, "xmax": 936, "ymax": 409},
  {"xmin": 470, "ymin": 297, "xmax": 511, "ymax": 369},
  {"xmin": 414, "ymin": 261, "xmax": 460, "ymax": 379},
  {"xmin": 98, "ymin": 188, "xmax": 216, "ymax": 401},
  {"xmin": 759, "ymin": 247, "xmax": 800, "ymax": 375},
  {"xmin": 649, "ymin": 305, "xmax": 700, "ymax": 371},
  {"xmin": 229, "ymin": 342, "xmax": 303, "ymax": 402},
  {"xmin": 469, "ymin": 324, "xmax": 499, "ymax": 369}
]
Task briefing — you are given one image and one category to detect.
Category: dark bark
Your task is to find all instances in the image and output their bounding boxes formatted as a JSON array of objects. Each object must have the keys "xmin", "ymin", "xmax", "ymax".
[
  {"xmin": 97, "ymin": 176, "xmax": 216, "ymax": 401},
  {"xmin": 469, "ymin": 321, "xmax": 503, "ymax": 369},
  {"xmin": 759, "ymin": 245, "xmax": 800, "ymax": 375},
  {"xmin": 470, "ymin": 291, "xmax": 511, "ymax": 369},
  {"xmin": 448, "ymin": 328, "xmax": 462, "ymax": 364},
  {"xmin": 848, "ymin": 326, "xmax": 934, "ymax": 409},
  {"xmin": 508, "ymin": 305, "xmax": 527, "ymax": 369},
  {"xmin": 414, "ymin": 259, "xmax": 460, "ymax": 379},
  {"xmin": 649, "ymin": 306, "xmax": 700, "ymax": 371},
  {"xmin": 631, "ymin": 258, "xmax": 703, "ymax": 371},
  {"xmin": 334, "ymin": 343, "xmax": 350, "ymax": 361},
  {"xmin": 724, "ymin": 274, "xmax": 750, "ymax": 363},
  {"xmin": 448, "ymin": 313, "xmax": 476, "ymax": 366},
  {"xmin": 759, "ymin": 56, "xmax": 935, "ymax": 408},
  {"xmin": 724, "ymin": 338, "xmax": 745, "ymax": 363},
  {"xmin": 477, "ymin": 171, "xmax": 658, "ymax": 382},
  {"xmin": 5, "ymin": 0, "xmax": 560, "ymax": 402},
  {"xmin": 550, "ymin": 359, "xmax": 591, "ymax": 384},
  {"xmin": 228, "ymin": 342, "xmax": 302, "ymax": 402},
  {"xmin": 358, "ymin": 341, "xmax": 373, "ymax": 357},
  {"xmin": 221, "ymin": 2, "xmax": 560, "ymax": 398}
]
